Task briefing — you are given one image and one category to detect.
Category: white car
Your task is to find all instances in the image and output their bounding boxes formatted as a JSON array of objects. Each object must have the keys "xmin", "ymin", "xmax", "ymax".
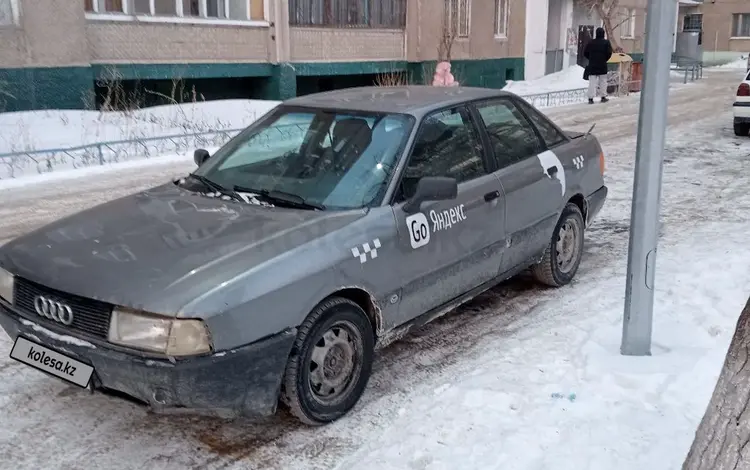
[{"xmin": 734, "ymin": 68, "xmax": 750, "ymax": 137}]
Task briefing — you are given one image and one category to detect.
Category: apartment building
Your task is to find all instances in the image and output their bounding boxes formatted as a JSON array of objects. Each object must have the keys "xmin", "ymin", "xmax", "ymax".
[
  {"xmin": 0, "ymin": 0, "xmax": 646, "ymax": 112},
  {"xmin": 675, "ymin": 0, "xmax": 750, "ymax": 65}
]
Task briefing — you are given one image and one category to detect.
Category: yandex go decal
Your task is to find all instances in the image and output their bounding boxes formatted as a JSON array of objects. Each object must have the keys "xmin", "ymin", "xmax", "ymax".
[
  {"xmin": 406, "ymin": 212, "xmax": 430, "ymax": 249},
  {"xmin": 405, "ymin": 203, "xmax": 467, "ymax": 250}
]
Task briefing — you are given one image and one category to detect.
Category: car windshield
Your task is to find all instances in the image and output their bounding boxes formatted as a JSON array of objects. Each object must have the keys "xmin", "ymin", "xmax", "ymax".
[{"xmin": 193, "ymin": 106, "xmax": 415, "ymax": 210}]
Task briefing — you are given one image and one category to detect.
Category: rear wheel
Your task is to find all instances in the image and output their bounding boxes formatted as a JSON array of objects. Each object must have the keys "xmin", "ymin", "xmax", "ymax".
[
  {"xmin": 532, "ymin": 203, "xmax": 585, "ymax": 287},
  {"xmin": 734, "ymin": 122, "xmax": 750, "ymax": 137},
  {"xmin": 281, "ymin": 297, "xmax": 374, "ymax": 425}
]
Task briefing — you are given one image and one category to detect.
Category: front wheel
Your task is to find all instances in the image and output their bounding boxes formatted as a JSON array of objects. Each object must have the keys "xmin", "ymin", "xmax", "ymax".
[
  {"xmin": 281, "ymin": 297, "xmax": 375, "ymax": 425},
  {"xmin": 532, "ymin": 203, "xmax": 585, "ymax": 287}
]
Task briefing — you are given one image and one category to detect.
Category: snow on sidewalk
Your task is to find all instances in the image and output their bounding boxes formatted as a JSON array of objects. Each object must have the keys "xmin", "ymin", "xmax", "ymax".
[
  {"xmin": 503, "ymin": 65, "xmax": 589, "ymax": 95},
  {"xmin": 712, "ymin": 56, "xmax": 748, "ymax": 70},
  {"xmin": 335, "ymin": 221, "xmax": 750, "ymax": 470}
]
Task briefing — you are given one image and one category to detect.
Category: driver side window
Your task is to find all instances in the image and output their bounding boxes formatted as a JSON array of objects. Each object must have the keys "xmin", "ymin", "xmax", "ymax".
[{"xmin": 396, "ymin": 107, "xmax": 486, "ymax": 202}]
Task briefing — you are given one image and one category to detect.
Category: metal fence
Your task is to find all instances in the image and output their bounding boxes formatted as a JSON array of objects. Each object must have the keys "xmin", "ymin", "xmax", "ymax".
[
  {"xmin": 521, "ymin": 87, "xmax": 589, "ymax": 109},
  {"xmin": 0, "ymin": 128, "xmax": 243, "ymax": 180},
  {"xmin": 0, "ymin": 81, "xmax": 669, "ymax": 181}
]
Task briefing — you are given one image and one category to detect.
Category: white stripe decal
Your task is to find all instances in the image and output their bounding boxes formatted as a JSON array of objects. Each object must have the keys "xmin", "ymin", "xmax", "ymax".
[{"xmin": 537, "ymin": 150, "xmax": 566, "ymax": 197}]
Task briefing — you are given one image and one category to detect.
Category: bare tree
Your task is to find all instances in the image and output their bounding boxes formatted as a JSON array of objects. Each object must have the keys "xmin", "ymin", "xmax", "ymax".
[
  {"xmin": 374, "ymin": 71, "xmax": 409, "ymax": 87},
  {"xmin": 438, "ymin": 0, "xmax": 458, "ymax": 62},
  {"xmin": 0, "ymin": 79, "xmax": 15, "ymax": 112},
  {"xmin": 575, "ymin": 0, "xmax": 629, "ymax": 52},
  {"xmin": 682, "ymin": 295, "xmax": 750, "ymax": 470}
]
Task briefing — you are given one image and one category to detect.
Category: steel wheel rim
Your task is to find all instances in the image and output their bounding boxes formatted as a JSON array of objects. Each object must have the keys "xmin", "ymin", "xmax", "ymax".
[
  {"xmin": 307, "ymin": 320, "xmax": 363, "ymax": 406},
  {"xmin": 555, "ymin": 218, "xmax": 582, "ymax": 274}
]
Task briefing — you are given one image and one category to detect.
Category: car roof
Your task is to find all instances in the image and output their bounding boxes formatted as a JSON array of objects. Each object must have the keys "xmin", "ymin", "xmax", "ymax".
[{"xmin": 282, "ymin": 85, "xmax": 519, "ymax": 117}]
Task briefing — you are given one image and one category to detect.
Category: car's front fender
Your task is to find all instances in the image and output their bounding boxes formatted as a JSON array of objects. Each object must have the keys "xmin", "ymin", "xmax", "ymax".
[{"xmin": 183, "ymin": 207, "xmax": 400, "ymax": 351}]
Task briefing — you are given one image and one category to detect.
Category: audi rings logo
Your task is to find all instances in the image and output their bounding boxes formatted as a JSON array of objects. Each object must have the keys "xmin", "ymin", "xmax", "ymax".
[{"xmin": 33, "ymin": 296, "xmax": 74, "ymax": 326}]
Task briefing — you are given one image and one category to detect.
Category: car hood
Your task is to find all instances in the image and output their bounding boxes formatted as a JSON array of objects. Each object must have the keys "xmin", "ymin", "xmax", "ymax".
[{"xmin": 0, "ymin": 183, "xmax": 365, "ymax": 314}]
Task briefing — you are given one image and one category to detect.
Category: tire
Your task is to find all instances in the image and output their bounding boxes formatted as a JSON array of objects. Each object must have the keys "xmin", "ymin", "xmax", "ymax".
[
  {"xmin": 281, "ymin": 297, "xmax": 375, "ymax": 425},
  {"xmin": 734, "ymin": 122, "xmax": 750, "ymax": 137},
  {"xmin": 531, "ymin": 203, "xmax": 585, "ymax": 287}
]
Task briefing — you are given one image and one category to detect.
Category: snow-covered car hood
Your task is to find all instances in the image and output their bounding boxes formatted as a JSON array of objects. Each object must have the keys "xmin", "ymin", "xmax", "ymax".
[{"xmin": 0, "ymin": 183, "xmax": 364, "ymax": 314}]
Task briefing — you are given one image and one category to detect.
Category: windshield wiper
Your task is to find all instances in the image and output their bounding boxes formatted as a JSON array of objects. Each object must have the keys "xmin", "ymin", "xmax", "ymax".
[
  {"xmin": 233, "ymin": 185, "xmax": 325, "ymax": 210},
  {"xmin": 187, "ymin": 174, "xmax": 244, "ymax": 202}
]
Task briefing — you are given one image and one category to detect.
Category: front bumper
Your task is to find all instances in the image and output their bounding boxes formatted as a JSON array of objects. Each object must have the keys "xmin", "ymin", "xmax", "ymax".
[
  {"xmin": 585, "ymin": 185, "xmax": 608, "ymax": 228},
  {"xmin": 0, "ymin": 301, "xmax": 296, "ymax": 419}
]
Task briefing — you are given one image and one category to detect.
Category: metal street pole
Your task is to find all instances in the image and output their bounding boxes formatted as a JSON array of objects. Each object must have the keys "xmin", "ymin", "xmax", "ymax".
[{"xmin": 621, "ymin": 0, "xmax": 678, "ymax": 356}]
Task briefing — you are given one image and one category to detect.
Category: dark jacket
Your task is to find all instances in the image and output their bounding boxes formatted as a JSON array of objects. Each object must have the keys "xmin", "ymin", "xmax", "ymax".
[{"xmin": 584, "ymin": 28, "xmax": 613, "ymax": 76}]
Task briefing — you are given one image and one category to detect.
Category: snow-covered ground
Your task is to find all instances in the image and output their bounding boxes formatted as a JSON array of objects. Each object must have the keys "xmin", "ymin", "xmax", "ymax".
[
  {"xmin": 0, "ymin": 99, "xmax": 280, "ymax": 180},
  {"xmin": 503, "ymin": 65, "xmax": 589, "ymax": 95},
  {"xmin": 0, "ymin": 69, "xmax": 747, "ymax": 469},
  {"xmin": 0, "ymin": 99, "xmax": 279, "ymax": 154}
]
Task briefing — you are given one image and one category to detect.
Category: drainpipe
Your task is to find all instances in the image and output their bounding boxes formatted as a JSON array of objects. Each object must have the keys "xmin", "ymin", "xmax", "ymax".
[{"xmin": 416, "ymin": 0, "xmax": 422, "ymax": 60}]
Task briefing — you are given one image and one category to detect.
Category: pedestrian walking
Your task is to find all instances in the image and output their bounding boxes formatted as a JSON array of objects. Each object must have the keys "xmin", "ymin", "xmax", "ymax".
[{"xmin": 583, "ymin": 27, "xmax": 613, "ymax": 104}]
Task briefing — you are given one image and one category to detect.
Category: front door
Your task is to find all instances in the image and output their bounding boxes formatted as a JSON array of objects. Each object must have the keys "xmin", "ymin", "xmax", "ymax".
[
  {"xmin": 577, "ymin": 25, "xmax": 595, "ymax": 67},
  {"xmin": 391, "ymin": 106, "xmax": 507, "ymax": 325}
]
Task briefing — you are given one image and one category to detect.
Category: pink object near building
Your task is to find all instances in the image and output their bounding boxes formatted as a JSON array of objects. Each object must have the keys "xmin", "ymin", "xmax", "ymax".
[{"xmin": 432, "ymin": 61, "xmax": 459, "ymax": 87}]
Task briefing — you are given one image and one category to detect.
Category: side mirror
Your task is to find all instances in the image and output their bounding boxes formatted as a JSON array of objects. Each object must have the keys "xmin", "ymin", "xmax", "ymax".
[
  {"xmin": 403, "ymin": 176, "xmax": 458, "ymax": 214},
  {"xmin": 194, "ymin": 149, "xmax": 210, "ymax": 167}
]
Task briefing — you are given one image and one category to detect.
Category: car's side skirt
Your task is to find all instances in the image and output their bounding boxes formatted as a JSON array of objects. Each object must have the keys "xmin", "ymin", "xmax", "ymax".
[{"xmin": 374, "ymin": 254, "xmax": 542, "ymax": 350}]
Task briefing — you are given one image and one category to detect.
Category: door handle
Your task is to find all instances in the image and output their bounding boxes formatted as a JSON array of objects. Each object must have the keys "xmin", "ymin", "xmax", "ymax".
[
  {"xmin": 547, "ymin": 166, "xmax": 558, "ymax": 177},
  {"xmin": 484, "ymin": 190, "xmax": 501, "ymax": 202}
]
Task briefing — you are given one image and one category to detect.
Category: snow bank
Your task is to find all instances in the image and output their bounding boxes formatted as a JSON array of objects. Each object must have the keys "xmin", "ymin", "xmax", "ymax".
[
  {"xmin": 503, "ymin": 65, "xmax": 588, "ymax": 95},
  {"xmin": 713, "ymin": 56, "xmax": 748, "ymax": 70},
  {"xmin": 0, "ymin": 99, "xmax": 280, "ymax": 155},
  {"xmin": 0, "ymin": 99, "xmax": 280, "ymax": 180}
]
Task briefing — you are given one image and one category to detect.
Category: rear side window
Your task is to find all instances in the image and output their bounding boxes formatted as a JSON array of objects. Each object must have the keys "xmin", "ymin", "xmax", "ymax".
[
  {"xmin": 474, "ymin": 99, "xmax": 544, "ymax": 169},
  {"xmin": 515, "ymin": 98, "xmax": 567, "ymax": 148}
]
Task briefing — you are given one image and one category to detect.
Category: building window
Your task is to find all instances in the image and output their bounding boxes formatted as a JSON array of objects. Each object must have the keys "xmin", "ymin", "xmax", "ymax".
[
  {"xmin": 446, "ymin": 0, "xmax": 470, "ymax": 38},
  {"xmin": 732, "ymin": 13, "xmax": 750, "ymax": 38},
  {"xmin": 683, "ymin": 13, "xmax": 702, "ymax": 31},
  {"xmin": 289, "ymin": 0, "xmax": 406, "ymax": 28},
  {"xmin": 85, "ymin": 0, "xmax": 125, "ymax": 13},
  {"xmin": 86, "ymin": 0, "xmax": 263, "ymax": 20},
  {"xmin": 620, "ymin": 8, "xmax": 635, "ymax": 38},
  {"xmin": 494, "ymin": 0, "xmax": 507, "ymax": 37}
]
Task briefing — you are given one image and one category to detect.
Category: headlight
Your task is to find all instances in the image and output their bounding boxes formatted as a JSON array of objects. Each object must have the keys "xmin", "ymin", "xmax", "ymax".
[
  {"xmin": 108, "ymin": 307, "xmax": 212, "ymax": 356},
  {"xmin": 0, "ymin": 268, "xmax": 13, "ymax": 304}
]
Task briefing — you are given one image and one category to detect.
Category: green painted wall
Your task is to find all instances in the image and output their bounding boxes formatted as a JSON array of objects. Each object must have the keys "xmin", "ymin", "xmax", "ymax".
[
  {"xmin": 408, "ymin": 58, "xmax": 524, "ymax": 87},
  {"xmin": 92, "ymin": 62, "xmax": 273, "ymax": 81},
  {"xmin": 0, "ymin": 58, "xmax": 526, "ymax": 112},
  {"xmin": 293, "ymin": 61, "xmax": 408, "ymax": 77},
  {"xmin": 0, "ymin": 67, "xmax": 94, "ymax": 112}
]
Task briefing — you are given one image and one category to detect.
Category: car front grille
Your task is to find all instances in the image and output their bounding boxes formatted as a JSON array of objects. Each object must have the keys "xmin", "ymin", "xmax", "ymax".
[{"xmin": 13, "ymin": 277, "xmax": 113, "ymax": 340}]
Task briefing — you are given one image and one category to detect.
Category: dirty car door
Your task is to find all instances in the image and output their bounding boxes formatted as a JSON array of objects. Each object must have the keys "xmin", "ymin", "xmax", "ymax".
[
  {"xmin": 391, "ymin": 106, "xmax": 507, "ymax": 326},
  {"xmin": 473, "ymin": 98, "xmax": 565, "ymax": 271}
]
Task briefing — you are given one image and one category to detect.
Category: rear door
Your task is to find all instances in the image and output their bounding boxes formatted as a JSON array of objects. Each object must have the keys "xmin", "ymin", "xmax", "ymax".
[
  {"xmin": 470, "ymin": 97, "xmax": 567, "ymax": 271},
  {"xmin": 391, "ymin": 106, "xmax": 507, "ymax": 325}
]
